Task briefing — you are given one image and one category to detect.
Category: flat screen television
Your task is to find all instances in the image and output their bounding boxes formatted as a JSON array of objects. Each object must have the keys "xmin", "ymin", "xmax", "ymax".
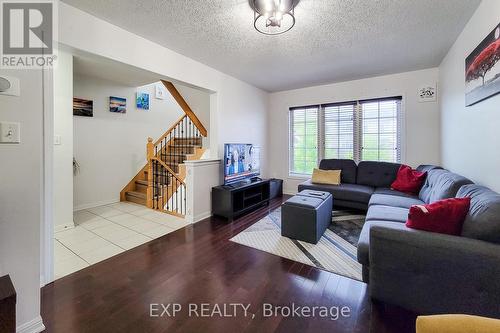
[{"xmin": 224, "ymin": 143, "xmax": 260, "ymax": 185}]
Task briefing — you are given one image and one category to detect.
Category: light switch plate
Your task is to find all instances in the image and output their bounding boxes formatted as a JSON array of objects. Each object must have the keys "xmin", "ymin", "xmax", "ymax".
[
  {"xmin": 0, "ymin": 122, "xmax": 21, "ymax": 143},
  {"xmin": 54, "ymin": 135, "xmax": 61, "ymax": 145}
]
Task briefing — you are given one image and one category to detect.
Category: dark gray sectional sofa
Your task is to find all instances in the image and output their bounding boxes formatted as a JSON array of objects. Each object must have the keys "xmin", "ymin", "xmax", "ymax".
[{"xmin": 298, "ymin": 159, "xmax": 500, "ymax": 318}]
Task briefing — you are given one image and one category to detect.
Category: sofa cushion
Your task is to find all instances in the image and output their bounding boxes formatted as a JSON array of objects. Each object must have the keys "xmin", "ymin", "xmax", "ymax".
[
  {"xmin": 311, "ymin": 168, "xmax": 341, "ymax": 185},
  {"xmin": 357, "ymin": 161, "xmax": 401, "ymax": 188},
  {"xmin": 406, "ymin": 198, "xmax": 471, "ymax": 236},
  {"xmin": 298, "ymin": 179, "xmax": 374, "ymax": 203},
  {"xmin": 391, "ymin": 165, "xmax": 427, "ymax": 195},
  {"xmin": 416, "ymin": 164, "xmax": 443, "ymax": 173},
  {"xmin": 457, "ymin": 184, "xmax": 500, "ymax": 244},
  {"xmin": 319, "ymin": 159, "xmax": 357, "ymax": 184},
  {"xmin": 419, "ymin": 169, "xmax": 473, "ymax": 204},
  {"xmin": 369, "ymin": 193, "xmax": 425, "ymax": 209},
  {"xmin": 357, "ymin": 220, "xmax": 408, "ymax": 266},
  {"xmin": 374, "ymin": 187, "xmax": 420, "ymax": 197},
  {"xmin": 366, "ymin": 205, "xmax": 409, "ymax": 223}
]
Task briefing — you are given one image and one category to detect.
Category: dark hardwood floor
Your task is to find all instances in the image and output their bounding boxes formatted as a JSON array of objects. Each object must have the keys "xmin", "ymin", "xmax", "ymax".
[{"xmin": 41, "ymin": 197, "xmax": 417, "ymax": 333}]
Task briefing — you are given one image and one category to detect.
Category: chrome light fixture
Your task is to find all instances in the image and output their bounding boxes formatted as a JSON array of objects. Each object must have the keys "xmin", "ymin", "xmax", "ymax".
[{"xmin": 252, "ymin": 0, "xmax": 299, "ymax": 35}]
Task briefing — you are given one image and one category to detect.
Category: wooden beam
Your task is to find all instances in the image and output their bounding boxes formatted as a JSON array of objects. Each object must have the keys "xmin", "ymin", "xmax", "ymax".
[{"xmin": 161, "ymin": 80, "xmax": 208, "ymax": 137}]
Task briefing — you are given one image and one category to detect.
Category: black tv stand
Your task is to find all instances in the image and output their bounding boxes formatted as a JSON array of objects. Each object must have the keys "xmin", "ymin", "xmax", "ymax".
[{"xmin": 212, "ymin": 179, "xmax": 270, "ymax": 221}]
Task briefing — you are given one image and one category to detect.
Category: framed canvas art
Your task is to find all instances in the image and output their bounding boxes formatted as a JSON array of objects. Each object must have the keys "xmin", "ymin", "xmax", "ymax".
[
  {"xmin": 465, "ymin": 23, "xmax": 500, "ymax": 106},
  {"xmin": 73, "ymin": 98, "xmax": 93, "ymax": 117},
  {"xmin": 136, "ymin": 92, "xmax": 150, "ymax": 110},
  {"xmin": 418, "ymin": 84, "xmax": 437, "ymax": 103},
  {"xmin": 109, "ymin": 96, "xmax": 126, "ymax": 113}
]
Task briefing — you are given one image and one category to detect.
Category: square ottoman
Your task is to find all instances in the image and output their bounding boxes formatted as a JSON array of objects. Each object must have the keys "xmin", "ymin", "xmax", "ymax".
[{"xmin": 281, "ymin": 191, "xmax": 333, "ymax": 244}]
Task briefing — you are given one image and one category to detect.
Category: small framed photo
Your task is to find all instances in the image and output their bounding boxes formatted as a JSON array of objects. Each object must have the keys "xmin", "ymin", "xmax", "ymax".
[
  {"xmin": 136, "ymin": 92, "xmax": 150, "ymax": 110},
  {"xmin": 418, "ymin": 84, "xmax": 437, "ymax": 103},
  {"xmin": 73, "ymin": 98, "xmax": 93, "ymax": 117},
  {"xmin": 110, "ymin": 96, "xmax": 126, "ymax": 113}
]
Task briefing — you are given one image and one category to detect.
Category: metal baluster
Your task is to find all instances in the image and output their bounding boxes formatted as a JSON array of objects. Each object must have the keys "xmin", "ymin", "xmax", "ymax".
[
  {"xmin": 153, "ymin": 160, "xmax": 157, "ymax": 209},
  {"xmin": 168, "ymin": 173, "xmax": 171, "ymax": 211},
  {"xmin": 163, "ymin": 162, "xmax": 166, "ymax": 210}
]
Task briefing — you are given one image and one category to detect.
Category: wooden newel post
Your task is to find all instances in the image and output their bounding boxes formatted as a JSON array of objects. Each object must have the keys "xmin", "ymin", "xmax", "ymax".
[{"xmin": 146, "ymin": 137, "xmax": 154, "ymax": 208}]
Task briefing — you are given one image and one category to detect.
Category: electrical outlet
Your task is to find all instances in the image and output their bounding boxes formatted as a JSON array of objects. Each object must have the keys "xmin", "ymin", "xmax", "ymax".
[{"xmin": 0, "ymin": 122, "xmax": 21, "ymax": 143}]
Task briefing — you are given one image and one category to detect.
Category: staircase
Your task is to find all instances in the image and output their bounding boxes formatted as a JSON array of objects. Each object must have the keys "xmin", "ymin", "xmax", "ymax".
[{"xmin": 120, "ymin": 80, "xmax": 207, "ymax": 217}]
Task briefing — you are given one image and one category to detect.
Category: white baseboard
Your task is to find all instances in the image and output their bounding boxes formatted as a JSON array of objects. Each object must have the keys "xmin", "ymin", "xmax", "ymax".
[
  {"xmin": 73, "ymin": 199, "xmax": 120, "ymax": 211},
  {"xmin": 17, "ymin": 316, "xmax": 45, "ymax": 333},
  {"xmin": 187, "ymin": 211, "xmax": 212, "ymax": 224},
  {"xmin": 54, "ymin": 222, "xmax": 75, "ymax": 233},
  {"xmin": 194, "ymin": 212, "xmax": 212, "ymax": 223}
]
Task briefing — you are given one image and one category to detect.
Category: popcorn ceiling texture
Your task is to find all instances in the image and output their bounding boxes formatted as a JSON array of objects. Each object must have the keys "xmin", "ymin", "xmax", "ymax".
[{"xmin": 61, "ymin": 0, "xmax": 480, "ymax": 92}]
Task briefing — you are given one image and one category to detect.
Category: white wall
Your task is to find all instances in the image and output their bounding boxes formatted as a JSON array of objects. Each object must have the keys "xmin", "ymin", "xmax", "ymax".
[
  {"xmin": 175, "ymin": 84, "xmax": 211, "ymax": 147},
  {"xmin": 73, "ymin": 75, "xmax": 210, "ymax": 209},
  {"xmin": 439, "ymin": 0, "xmax": 500, "ymax": 192},
  {"xmin": 268, "ymin": 68, "xmax": 441, "ymax": 194},
  {"xmin": 58, "ymin": 3, "xmax": 269, "ymax": 178},
  {"xmin": 0, "ymin": 69, "xmax": 45, "ymax": 330},
  {"xmin": 54, "ymin": 50, "xmax": 74, "ymax": 231}
]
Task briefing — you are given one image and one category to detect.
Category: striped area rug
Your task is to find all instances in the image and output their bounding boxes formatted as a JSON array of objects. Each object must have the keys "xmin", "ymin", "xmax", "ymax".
[{"xmin": 230, "ymin": 208, "xmax": 365, "ymax": 282}]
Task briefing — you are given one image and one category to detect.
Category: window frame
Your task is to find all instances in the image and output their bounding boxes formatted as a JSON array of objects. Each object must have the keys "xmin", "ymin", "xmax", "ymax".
[
  {"xmin": 288, "ymin": 105, "xmax": 320, "ymax": 177},
  {"xmin": 288, "ymin": 96, "xmax": 404, "ymax": 176}
]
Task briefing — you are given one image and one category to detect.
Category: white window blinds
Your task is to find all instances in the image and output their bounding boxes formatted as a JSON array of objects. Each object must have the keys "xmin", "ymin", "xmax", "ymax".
[
  {"xmin": 360, "ymin": 98, "xmax": 402, "ymax": 163},
  {"xmin": 289, "ymin": 106, "xmax": 319, "ymax": 175},
  {"xmin": 323, "ymin": 103, "xmax": 356, "ymax": 160},
  {"xmin": 289, "ymin": 97, "xmax": 402, "ymax": 175}
]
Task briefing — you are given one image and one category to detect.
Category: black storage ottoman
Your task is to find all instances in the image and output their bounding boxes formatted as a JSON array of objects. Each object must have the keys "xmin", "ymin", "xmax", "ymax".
[{"xmin": 281, "ymin": 190, "xmax": 333, "ymax": 244}]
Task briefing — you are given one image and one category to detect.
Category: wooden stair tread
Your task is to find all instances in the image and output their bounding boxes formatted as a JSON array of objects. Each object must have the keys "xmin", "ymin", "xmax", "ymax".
[{"xmin": 126, "ymin": 191, "xmax": 146, "ymax": 199}]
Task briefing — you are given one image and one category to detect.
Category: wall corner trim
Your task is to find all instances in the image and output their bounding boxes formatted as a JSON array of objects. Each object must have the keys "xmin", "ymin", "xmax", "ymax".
[{"xmin": 17, "ymin": 316, "xmax": 45, "ymax": 333}]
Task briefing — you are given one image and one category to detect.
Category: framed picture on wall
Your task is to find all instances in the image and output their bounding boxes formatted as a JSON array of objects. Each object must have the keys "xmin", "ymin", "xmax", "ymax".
[
  {"xmin": 109, "ymin": 96, "xmax": 126, "ymax": 113},
  {"xmin": 73, "ymin": 98, "xmax": 93, "ymax": 117},
  {"xmin": 465, "ymin": 23, "xmax": 500, "ymax": 106},
  {"xmin": 418, "ymin": 84, "xmax": 437, "ymax": 102},
  {"xmin": 136, "ymin": 92, "xmax": 150, "ymax": 110}
]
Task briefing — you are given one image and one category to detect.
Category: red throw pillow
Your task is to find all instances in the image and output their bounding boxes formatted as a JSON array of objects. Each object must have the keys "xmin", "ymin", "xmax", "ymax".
[
  {"xmin": 406, "ymin": 197, "xmax": 471, "ymax": 236},
  {"xmin": 391, "ymin": 165, "xmax": 427, "ymax": 195}
]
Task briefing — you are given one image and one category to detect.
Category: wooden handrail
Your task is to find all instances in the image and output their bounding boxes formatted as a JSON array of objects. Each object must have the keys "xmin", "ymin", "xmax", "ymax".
[
  {"xmin": 161, "ymin": 80, "xmax": 208, "ymax": 137},
  {"xmin": 149, "ymin": 157, "xmax": 186, "ymax": 186},
  {"xmin": 153, "ymin": 115, "xmax": 187, "ymax": 147}
]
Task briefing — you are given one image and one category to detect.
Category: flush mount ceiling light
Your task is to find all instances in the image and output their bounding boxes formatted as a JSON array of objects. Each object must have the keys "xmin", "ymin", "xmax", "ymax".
[{"xmin": 251, "ymin": 0, "xmax": 299, "ymax": 35}]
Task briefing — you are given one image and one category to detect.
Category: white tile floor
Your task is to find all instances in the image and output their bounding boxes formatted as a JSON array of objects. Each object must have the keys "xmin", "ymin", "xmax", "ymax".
[{"xmin": 54, "ymin": 202, "xmax": 189, "ymax": 280}]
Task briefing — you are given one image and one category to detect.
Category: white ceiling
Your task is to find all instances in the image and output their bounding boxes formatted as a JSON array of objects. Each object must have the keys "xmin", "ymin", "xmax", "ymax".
[{"xmin": 62, "ymin": 0, "xmax": 481, "ymax": 92}]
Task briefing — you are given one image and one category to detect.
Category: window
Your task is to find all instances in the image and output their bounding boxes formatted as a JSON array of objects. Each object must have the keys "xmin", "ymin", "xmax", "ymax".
[
  {"xmin": 360, "ymin": 99, "xmax": 401, "ymax": 163},
  {"xmin": 323, "ymin": 102, "xmax": 356, "ymax": 160},
  {"xmin": 289, "ymin": 106, "xmax": 319, "ymax": 175},
  {"xmin": 289, "ymin": 97, "xmax": 402, "ymax": 175}
]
